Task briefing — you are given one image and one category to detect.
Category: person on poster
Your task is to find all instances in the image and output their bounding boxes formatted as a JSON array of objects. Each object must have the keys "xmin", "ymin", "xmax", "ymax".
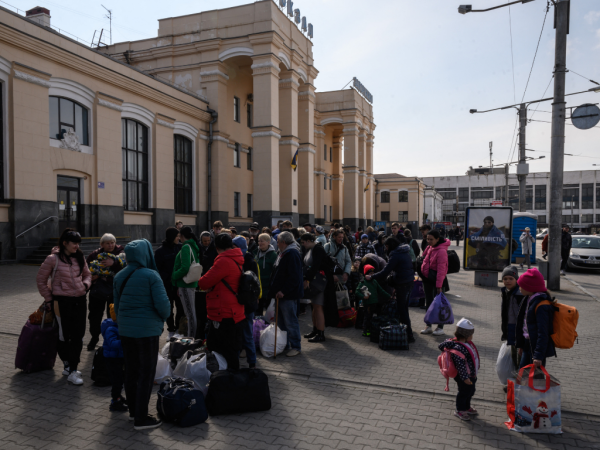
[{"xmin": 467, "ymin": 215, "xmax": 508, "ymax": 270}]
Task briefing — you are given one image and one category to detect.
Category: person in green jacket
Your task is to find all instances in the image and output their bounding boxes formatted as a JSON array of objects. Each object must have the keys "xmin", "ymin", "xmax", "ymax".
[
  {"xmin": 355, "ymin": 264, "xmax": 391, "ymax": 336},
  {"xmin": 255, "ymin": 233, "xmax": 277, "ymax": 315},
  {"xmin": 171, "ymin": 227, "xmax": 201, "ymax": 338}
]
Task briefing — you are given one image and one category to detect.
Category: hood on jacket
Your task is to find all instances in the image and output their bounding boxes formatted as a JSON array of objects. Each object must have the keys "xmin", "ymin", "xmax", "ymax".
[
  {"xmin": 124, "ymin": 239, "xmax": 158, "ymax": 271},
  {"xmin": 258, "ymin": 244, "xmax": 276, "ymax": 258},
  {"xmin": 391, "ymin": 244, "xmax": 410, "ymax": 255},
  {"xmin": 184, "ymin": 238, "xmax": 200, "ymax": 255},
  {"xmin": 101, "ymin": 318, "xmax": 117, "ymax": 335}
]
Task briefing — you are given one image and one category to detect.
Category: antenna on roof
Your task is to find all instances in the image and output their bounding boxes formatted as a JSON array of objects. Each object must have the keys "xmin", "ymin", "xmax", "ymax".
[
  {"xmin": 91, "ymin": 29, "xmax": 108, "ymax": 48},
  {"xmin": 101, "ymin": 4, "xmax": 112, "ymax": 45}
]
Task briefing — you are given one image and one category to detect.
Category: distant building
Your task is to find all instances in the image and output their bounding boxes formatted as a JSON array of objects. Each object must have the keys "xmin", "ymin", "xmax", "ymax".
[
  {"xmin": 424, "ymin": 187, "xmax": 443, "ymax": 224},
  {"xmin": 374, "ymin": 173, "xmax": 426, "ymax": 229}
]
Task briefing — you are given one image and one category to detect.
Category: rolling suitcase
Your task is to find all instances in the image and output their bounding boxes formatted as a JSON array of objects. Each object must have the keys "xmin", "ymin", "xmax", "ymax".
[
  {"xmin": 205, "ymin": 368, "xmax": 271, "ymax": 416},
  {"xmin": 15, "ymin": 311, "xmax": 58, "ymax": 373}
]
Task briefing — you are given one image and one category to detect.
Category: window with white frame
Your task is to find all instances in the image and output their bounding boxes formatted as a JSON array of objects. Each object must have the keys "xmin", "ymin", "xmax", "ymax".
[
  {"xmin": 398, "ymin": 211, "xmax": 408, "ymax": 222},
  {"xmin": 0, "ymin": 82, "xmax": 3, "ymax": 202},
  {"xmin": 122, "ymin": 118, "xmax": 148, "ymax": 211},
  {"xmin": 49, "ymin": 96, "xmax": 89, "ymax": 145},
  {"xmin": 380, "ymin": 191, "xmax": 390, "ymax": 203}
]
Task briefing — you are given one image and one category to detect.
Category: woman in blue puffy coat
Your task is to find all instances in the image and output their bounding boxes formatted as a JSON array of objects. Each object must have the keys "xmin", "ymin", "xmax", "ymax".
[{"xmin": 113, "ymin": 239, "xmax": 170, "ymax": 431}]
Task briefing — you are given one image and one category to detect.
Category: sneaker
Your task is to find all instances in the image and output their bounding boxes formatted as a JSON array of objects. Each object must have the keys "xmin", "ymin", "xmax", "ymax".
[
  {"xmin": 421, "ymin": 326, "xmax": 433, "ymax": 335},
  {"xmin": 239, "ymin": 349, "xmax": 246, "ymax": 358},
  {"xmin": 303, "ymin": 329, "xmax": 318, "ymax": 339},
  {"xmin": 133, "ymin": 415, "xmax": 162, "ymax": 431},
  {"xmin": 128, "ymin": 415, "xmax": 135, "ymax": 422},
  {"xmin": 87, "ymin": 337, "xmax": 99, "ymax": 351},
  {"xmin": 308, "ymin": 333, "xmax": 325, "ymax": 343},
  {"xmin": 62, "ymin": 363, "xmax": 70, "ymax": 376},
  {"xmin": 67, "ymin": 371, "xmax": 83, "ymax": 386},
  {"xmin": 453, "ymin": 410, "xmax": 471, "ymax": 421},
  {"xmin": 560, "ymin": 270, "xmax": 566, "ymax": 276},
  {"xmin": 432, "ymin": 328, "xmax": 445, "ymax": 336},
  {"xmin": 286, "ymin": 349, "xmax": 301, "ymax": 357},
  {"xmin": 542, "ymin": 254, "xmax": 547, "ymax": 260},
  {"xmin": 110, "ymin": 397, "xmax": 129, "ymax": 412},
  {"xmin": 466, "ymin": 408, "xmax": 478, "ymax": 415}
]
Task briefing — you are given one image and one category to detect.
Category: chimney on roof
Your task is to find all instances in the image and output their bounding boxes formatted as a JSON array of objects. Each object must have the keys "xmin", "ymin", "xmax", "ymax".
[{"xmin": 26, "ymin": 6, "xmax": 51, "ymax": 27}]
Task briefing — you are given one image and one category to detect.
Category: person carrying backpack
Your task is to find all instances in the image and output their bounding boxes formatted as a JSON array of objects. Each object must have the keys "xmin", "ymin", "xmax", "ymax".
[
  {"xmin": 404, "ymin": 229, "xmax": 420, "ymax": 261},
  {"xmin": 438, "ymin": 318, "xmax": 480, "ymax": 421},
  {"xmin": 515, "ymin": 269, "xmax": 556, "ymax": 369}
]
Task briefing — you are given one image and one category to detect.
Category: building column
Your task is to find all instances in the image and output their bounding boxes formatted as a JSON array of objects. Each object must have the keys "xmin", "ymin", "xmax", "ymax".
[
  {"xmin": 313, "ymin": 123, "xmax": 325, "ymax": 223},
  {"xmin": 366, "ymin": 134, "xmax": 375, "ymax": 224},
  {"xmin": 342, "ymin": 125, "xmax": 359, "ymax": 229},
  {"xmin": 200, "ymin": 63, "xmax": 231, "ymax": 226},
  {"xmin": 332, "ymin": 136, "xmax": 343, "ymax": 223},
  {"xmin": 298, "ymin": 83, "xmax": 316, "ymax": 225},
  {"xmin": 251, "ymin": 55, "xmax": 281, "ymax": 228},
  {"xmin": 358, "ymin": 131, "xmax": 367, "ymax": 228}
]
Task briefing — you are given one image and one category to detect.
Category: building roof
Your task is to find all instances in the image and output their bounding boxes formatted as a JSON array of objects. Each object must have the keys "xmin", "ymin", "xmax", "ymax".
[{"xmin": 375, "ymin": 173, "xmax": 405, "ymax": 179}]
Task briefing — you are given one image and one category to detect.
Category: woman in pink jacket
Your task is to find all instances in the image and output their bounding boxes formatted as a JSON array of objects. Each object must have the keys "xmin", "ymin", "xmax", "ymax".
[
  {"xmin": 420, "ymin": 230, "xmax": 450, "ymax": 336},
  {"xmin": 36, "ymin": 228, "xmax": 92, "ymax": 386}
]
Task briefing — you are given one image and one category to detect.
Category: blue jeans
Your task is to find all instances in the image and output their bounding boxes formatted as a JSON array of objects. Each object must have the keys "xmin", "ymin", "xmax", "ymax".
[
  {"xmin": 240, "ymin": 312, "xmax": 257, "ymax": 365},
  {"xmin": 278, "ymin": 299, "xmax": 301, "ymax": 351}
]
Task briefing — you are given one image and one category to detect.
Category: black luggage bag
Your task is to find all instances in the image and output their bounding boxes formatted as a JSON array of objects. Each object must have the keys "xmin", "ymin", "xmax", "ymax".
[{"xmin": 205, "ymin": 369, "xmax": 271, "ymax": 416}]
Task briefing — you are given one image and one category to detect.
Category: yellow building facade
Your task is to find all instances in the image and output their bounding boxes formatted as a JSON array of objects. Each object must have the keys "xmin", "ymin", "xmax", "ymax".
[
  {"xmin": 374, "ymin": 174, "xmax": 425, "ymax": 229},
  {"xmin": 0, "ymin": 1, "xmax": 375, "ymax": 260}
]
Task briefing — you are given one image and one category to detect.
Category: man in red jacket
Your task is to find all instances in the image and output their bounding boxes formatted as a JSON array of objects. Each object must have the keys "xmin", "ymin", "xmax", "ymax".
[{"xmin": 198, "ymin": 234, "xmax": 245, "ymax": 371}]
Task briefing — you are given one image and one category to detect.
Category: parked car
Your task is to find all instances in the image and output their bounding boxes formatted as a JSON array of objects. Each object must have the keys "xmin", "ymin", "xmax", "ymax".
[
  {"xmin": 536, "ymin": 228, "xmax": 548, "ymax": 240},
  {"xmin": 567, "ymin": 235, "xmax": 600, "ymax": 271}
]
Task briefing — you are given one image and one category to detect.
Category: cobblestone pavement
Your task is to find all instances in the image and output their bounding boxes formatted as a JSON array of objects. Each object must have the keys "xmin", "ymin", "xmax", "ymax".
[{"xmin": 1, "ymin": 243, "xmax": 599, "ymax": 449}]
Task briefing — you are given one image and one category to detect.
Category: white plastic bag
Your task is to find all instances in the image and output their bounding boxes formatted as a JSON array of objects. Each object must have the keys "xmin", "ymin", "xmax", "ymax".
[
  {"xmin": 172, "ymin": 352, "xmax": 189, "ymax": 377},
  {"xmin": 183, "ymin": 351, "xmax": 227, "ymax": 396},
  {"xmin": 259, "ymin": 323, "xmax": 287, "ymax": 358},
  {"xmin": 160, "ymin": 342, "xmax": 170, "ymax": 360},
  {"xmin": 496, "ymin": 342, "xmax": 515, "ymax": 385},
  {"xmin": 264, "ymin": 299, "xmax": 276, "ymax": 324},
  {"xmin": 154, "ymin": 354, "xmax": 173, "ymax": 384}
]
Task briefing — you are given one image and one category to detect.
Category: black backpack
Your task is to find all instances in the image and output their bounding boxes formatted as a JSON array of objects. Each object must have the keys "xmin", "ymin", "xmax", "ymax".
[
  {"xmin": 91, "ymin": 348, "xmax": 111, "ymax": 387},
  {"xmin": 222, "ymin": 262, "xmax": 261, "ymax": 311},
  {"xmin": 447, "ymin": 250, "xmax": 461, "ymax": 274}
]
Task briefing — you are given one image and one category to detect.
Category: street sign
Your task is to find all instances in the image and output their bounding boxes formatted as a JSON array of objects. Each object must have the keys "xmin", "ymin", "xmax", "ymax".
[
  {"xmin": 491, "ymin": 200, "xmax": 502, "ymax": 206},
  {"xmin": 572, "ymin": 104, "xmax": 600, "ymax": 130}
]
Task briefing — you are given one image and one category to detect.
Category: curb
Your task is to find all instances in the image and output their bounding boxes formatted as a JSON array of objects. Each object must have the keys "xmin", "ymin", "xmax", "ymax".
[{"xmin": 564, "ymin": 275, "xmax": 600, "ymax": 303}]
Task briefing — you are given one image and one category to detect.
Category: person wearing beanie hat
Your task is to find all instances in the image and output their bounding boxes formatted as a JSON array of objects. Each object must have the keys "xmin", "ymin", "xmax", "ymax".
[
  {"xmin": 355, "ymin": 234, "xmax": 376, "ymax": 259},
  {"xmin": 515, "ymin": 269, "xmax": 556, "ymax": 370},
  {"xmin": 500, "ymin": 266, "xmax": 524, "ymax": 379},
  {"xmin": 154, "ymin": 227, "xmax": 183, "ymax": 338},
  {"xmin": 439, "ymin": 317, "xmax": 480, "ymax": 421},
  {"xmin": 355, "ymin": 265, "xmax": 391, "ymax": 337}
]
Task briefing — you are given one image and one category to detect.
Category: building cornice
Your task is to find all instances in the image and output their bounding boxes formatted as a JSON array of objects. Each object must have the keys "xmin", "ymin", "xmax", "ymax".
[
  {"xmin": 280, "ymin": 140, "xmax": 299, "ymax": 147},
  {"xmin": 298, "ymin": 147, "xmax": 316, "ymax": 154},
  {"xmin": 98, "ymin": 98, "xmax": 124, "ymax": 112},
  {"xmin": 200, "ymin": 70, "xmax": 229, "ymax": 81},
  {"xmin": 13, "ymin": 69, "xmax": 51, "ymax": 88},
  {"xmin": 252, "ymin": 131, "xmax": 281, "ymax": 139}
]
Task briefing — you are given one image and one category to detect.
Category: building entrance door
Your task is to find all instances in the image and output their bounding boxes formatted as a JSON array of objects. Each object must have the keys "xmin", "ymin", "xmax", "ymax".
[{"xmin": 57, "ymin": 176, "xmax": 80, "ymax": 233}]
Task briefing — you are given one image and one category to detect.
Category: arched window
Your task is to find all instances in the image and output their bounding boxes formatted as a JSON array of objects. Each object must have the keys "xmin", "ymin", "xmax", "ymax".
[
  {"xmin": 122, "ymin": 118, "xmax": 148, "ymax": 211},
  {"xmin": 49, "ymin": 96, "xmax": 89, "ymax": 145},
  {"xmin": 174, "ymin": 135, "xmax": 192, "ymax": 214}
]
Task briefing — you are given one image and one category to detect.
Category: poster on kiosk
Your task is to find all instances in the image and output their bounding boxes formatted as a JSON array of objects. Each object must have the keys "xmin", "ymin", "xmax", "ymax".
[{"xmin": 464, "ymin": 207, "xmax": 513, "ymax": 271}]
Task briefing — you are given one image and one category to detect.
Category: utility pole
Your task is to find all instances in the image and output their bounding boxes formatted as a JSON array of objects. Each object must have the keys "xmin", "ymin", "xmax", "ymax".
[
  {"xmin": 505, "ymin": 164, "xmax": 509, "ymax": 206},
  {"xmin": 102, "ymin": 5, "xmax": 112, "ymax": 45},
  {"xmin": 489, "ymin": 141, "xmax": 493, "ymax": 171},
  {"xmin": 547, "ymin": 0, "xmax": 569, "ymax": 290},
  {"xmin": 518, "ymin": 103, "xmax": 528, "ymax": 212},
  {"xmin": 571, "ymin": 195, "xmax": 574, "ymax": 230}
]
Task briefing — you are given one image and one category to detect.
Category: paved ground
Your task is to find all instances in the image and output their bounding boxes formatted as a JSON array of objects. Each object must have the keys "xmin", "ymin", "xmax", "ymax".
[{"xmin": 1, "ymin": 242, "xmax": 599, "ymax": 449}]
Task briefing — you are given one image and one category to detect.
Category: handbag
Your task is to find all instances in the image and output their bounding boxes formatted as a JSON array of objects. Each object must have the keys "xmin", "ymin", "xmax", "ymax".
[
  {"xmin": 182, "ymin": 246, "xmax": 202, "ymax": 284},
  {"xmin": 335, "ymin": 283, "xmax": 351, "ymax": 310},
  {"xmin": 307, "ymin": 272, "xmax": 327, "ymax": 298},
  {"xmin": 423, "ymin": 292, "xmax": 454, "ymax": 325}
]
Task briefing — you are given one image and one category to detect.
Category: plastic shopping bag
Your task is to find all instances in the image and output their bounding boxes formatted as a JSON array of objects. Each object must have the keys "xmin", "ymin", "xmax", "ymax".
[
  {"xmin": 183, "ymin": 351, "xmax": 227, "ymax": 396},
  {"xmin": 160, "ymin": 342, "xmax": 170, "ymax": 360},
  {"xmin": 154, "ymin": 354, "xmax": 173, "ymax": 384},
  {"xmin": 264, "ymin": 299, "xmax": 276, "ymax": 324},
  {"xmin": 253, "ymin": 317, "xmax": 269, "ymax": 349},
  {"xmin": 172, "ymin": 352, "xmax": 189, "ymax": 377},
  {"xmin": 259, "ymin": 323, "xmax": 287, "ymax": 358},
  {"xmin": 496, "ymin": 342, "xmax": 516, "ymax": 385},
  {"xmin": 423, "ymin": 292, "xmax": 454, "ymax": 325},
  {"xmin": 506, "ymin": 364, "xmax": 562, "ymax": 434}
]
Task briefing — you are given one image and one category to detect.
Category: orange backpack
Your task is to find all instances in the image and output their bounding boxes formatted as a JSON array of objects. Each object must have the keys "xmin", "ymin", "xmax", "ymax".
[{"xmin": 535, "ymin": 300, "xmax": 579, "ymax": 349}]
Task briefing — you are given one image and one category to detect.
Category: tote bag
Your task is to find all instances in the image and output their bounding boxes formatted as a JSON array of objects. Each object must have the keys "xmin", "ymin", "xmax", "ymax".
[
  {"xmin": 183, "ymin": 245, "xmax": 202, "ymax": 284},
  {"xmin": 423, "ymin": 292, "xmax": 454, "ymax": 325}
]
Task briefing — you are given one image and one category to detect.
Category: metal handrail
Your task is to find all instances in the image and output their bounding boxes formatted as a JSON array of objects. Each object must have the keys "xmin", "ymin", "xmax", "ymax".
[{"xmin": 16, "ymin": 216, "xmax": 59, "ymax": 239}]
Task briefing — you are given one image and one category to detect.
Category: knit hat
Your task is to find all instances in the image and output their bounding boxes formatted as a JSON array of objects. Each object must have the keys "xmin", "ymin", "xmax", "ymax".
[
  {"xmin": 364, "ymin": 264, "xmax": 375, "ymax": 275},
  {"xmin": 232, "ymin": 236, "xmax": 248, "ymax": 255},
  {"xmin": 361, "ymin": 234, "xmax": 369, "ymax": 240},
  {"xmin": 501, "ymin": 265, "xmax": 519, "ymax": 281},
  {"xmin": 517, "ymin": 268, "xmax": 546, "ymax": 293}
]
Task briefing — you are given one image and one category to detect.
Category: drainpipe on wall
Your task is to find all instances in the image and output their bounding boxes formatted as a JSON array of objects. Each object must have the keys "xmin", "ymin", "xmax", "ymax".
[{"xmin": 206, "ymin": 108, "xmax": 218, "ymax": 229}]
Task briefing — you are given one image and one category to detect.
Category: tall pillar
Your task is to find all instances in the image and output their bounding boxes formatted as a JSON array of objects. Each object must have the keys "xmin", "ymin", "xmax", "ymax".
[
  {"xmin": 342, "ymin": 125, "xmax": 359, "ymax": 229},
  {"xmin": 358, "ymin": 131, "xmax": 367, "ymax": 228},
  {"xmin": 278, "ymin": 70, "xmax": 299, "ymax": 224},
  {"xmin": 313, "ymin": 123, "xmax": 325, "ymax": 223},
  {"xmin": 332, "ymin": 136, "xmax": 343, "ymax": 223},
  {"xmin": 200, "ymin": 63, "xmax": 231, "ymax": 226},
  {"xmin": 298, "ymin": 83, "xmax": 316, "ymax": 225},
  {"xmin": 366, "ymin": 133, "xmax": 374, "ymax": 225},
  {"xmin": 251, "ymin": 55, "xmax": 281, "ymax": 228}
]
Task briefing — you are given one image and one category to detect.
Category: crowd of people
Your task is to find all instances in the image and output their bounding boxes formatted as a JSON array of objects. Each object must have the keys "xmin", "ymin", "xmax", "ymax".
[{"xmin": 34, "ymin": 218, "xmax": 562, "ymax": 428}]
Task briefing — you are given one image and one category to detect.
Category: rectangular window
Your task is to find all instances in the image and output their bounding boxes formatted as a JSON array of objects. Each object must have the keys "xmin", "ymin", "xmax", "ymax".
[
  {"xmin": 329, "ymin": 147, "xmax": 332, "ymax": 162},
  {"xmin": 470, "ymin": 187, "xmax": 494, "ymax": 199},
  {"xmin": 233, "ymin": 144, "xmax": 240, "ymax": 168},
  {"xmin": 398, "ymin": 211, "xmax": 408, "ymax": 222},
  {"xmin": 459, "ymin": 187, "xmax": 469, "ymax": 203},
  {"xmin": 174, "ymin": 135, "xmax": 193, "ymax": 214},
  {"xmin": 247, "ymin": 194, "xmax": 253, "ymax": 218},
  {"xmin": 563, "ymin": 185, "xmax": 579, "ymax": 209},
  {"xmin": 329, "ymin": 178, "xmax": 332, "ymax": 190},
  {"xmin": 233, "ymin": 97, "xmax": 240, "ymax": 122},
  {"xmin": 496, "ymin": 186, "xmax": 505, "ymax": 201},
  {"xmin": 380, "ymin": 191, "xmax": 390, "ymax": 203},
  {"xmin": 122, "ymin": 118, "xmax": 148, "ymax": 211},
  {"xmin": 597, "ymin": 214, "xmax": 600, "ymax": 223},
  {"xmin": 247, "ymin": 103, "xmax": 252, "ymax": 128},
  {"xmin": 562, "ymin": 214, "xmax": 579, "ymax": 224},
  {"xmin": 597, "ymin": 187, "xmax": 600, "ymax": 209},
  {"xmin": 324, "ymin": 144, "xmax": 327, "ymax": 161},
  {"xmin": 247, "ymin": 147, "xmax": 252, "ymax": 170},
  {"xmin": 535, "ymin": 185, "xmax": 546, "ymax": 210},
  {"xmin": 582, "ymin": 183, "xmax": 593, "ymax": 209},
  {"xmin": 537, "ymin": 215, "xmax": 546, "ymax": 224},
  {"xmin": 324, "ymin": 176, "xmax": 327, "ymax": 190},
  {"xmin": 581, "ymin": 214, "xmax": 593, "ymax": 223},
  {"xmin": 234, "ymin": 192, "xmax": 240, "ymax": 217},
  {"xmin": 330, "ymin": 206, "xmax": 332, "ymax": 221},
  {"xmin": 324, "ymin": 205, "xmax": 327, "ymax": 221},
  {"xmin": 398, "ymin": 191, "xmax": 408, "ymax": 202},
  {"xmin": 381, "ymin": 211, "xmax": 390, "ymax": 221},
  {"xmin": 437, "ymin": 188, "xmax": 457, "ymax": 200}
]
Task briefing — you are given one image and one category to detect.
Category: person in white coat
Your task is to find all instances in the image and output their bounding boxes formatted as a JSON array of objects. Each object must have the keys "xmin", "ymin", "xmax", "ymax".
[{"xmin": 519, "ymin": 227, "xmax": 535, "ymax": 269}]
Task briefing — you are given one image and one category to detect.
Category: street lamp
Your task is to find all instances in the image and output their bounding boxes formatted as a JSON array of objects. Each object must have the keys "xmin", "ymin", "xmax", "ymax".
[{"xmin": 458, "ymin": 0, "xmax": 535, "ymax": 14}]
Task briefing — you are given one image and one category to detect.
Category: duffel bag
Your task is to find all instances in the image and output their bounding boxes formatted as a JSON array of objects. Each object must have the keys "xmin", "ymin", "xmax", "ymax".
[
  {"xmin": 205, "ymin": 369, "xmax": 271, "ymax": 416},
  {"xmin": 337, "ymin": 308, "xmax": 357, "ymax": 328},
  {"xmin": 379, "ymin": 324, "xmax": 409, "ymax": 351},
  {"xmin": 369, "ymin": 316, "xmax": 399, "ymax": 344},
  {"xmin": 169, "ymin": 337, "xmax": 204, "ymax": 369},
  {"xmin": 157, "ymin": 377, "xmax": 208, "ymax": 427}
]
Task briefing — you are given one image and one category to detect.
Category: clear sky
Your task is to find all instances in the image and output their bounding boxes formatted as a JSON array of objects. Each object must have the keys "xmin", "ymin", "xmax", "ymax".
[{"xmin": 8, "ymin": 0, "xmax": 600, "ymax": 177}]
